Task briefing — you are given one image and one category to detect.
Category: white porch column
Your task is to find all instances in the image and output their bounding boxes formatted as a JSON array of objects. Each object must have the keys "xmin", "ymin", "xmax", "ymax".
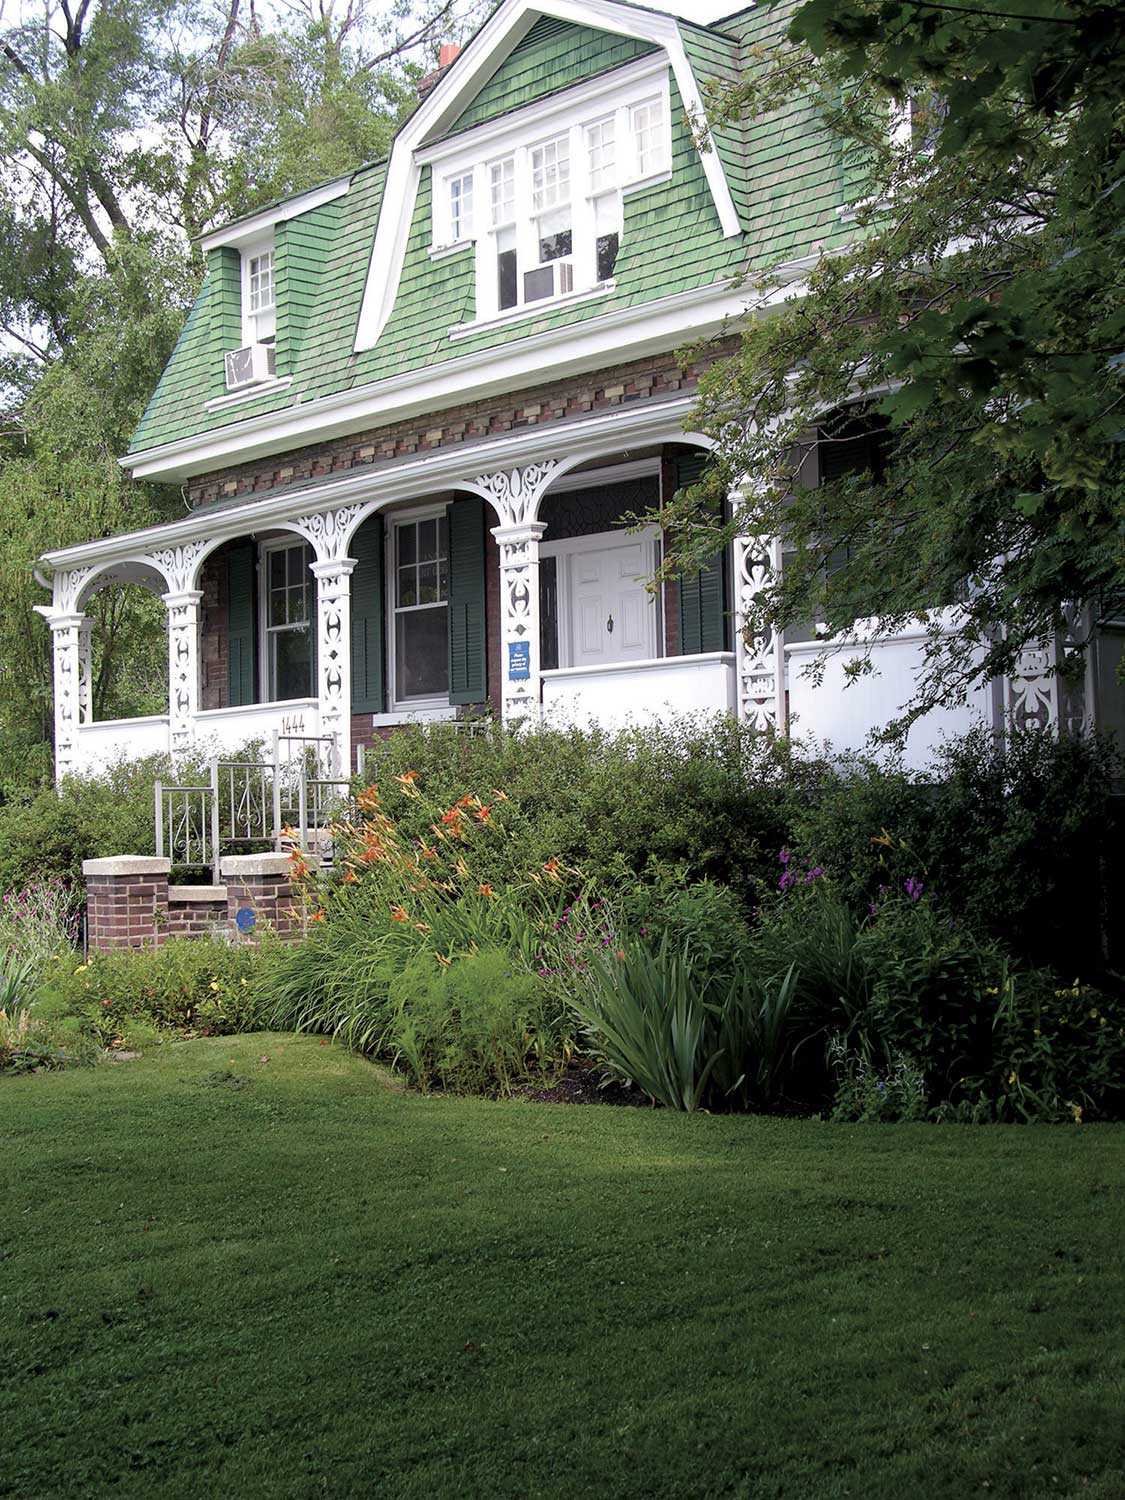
[
  {"xmin": 473, "ymin": 462, "xmax": 560, "ymax": 729},
  {"xmin": 310, "ymin": 558, "xmax": 356, "ymax": 778},
  {"xmin": 492, "ymin": 521, "xmax": 548, "ymax": 726},
  {"xmin": 295, "ymin": 501, "xmax": 364, "ymax": 775},
  {"xmin": 732, "ymin": 532, "xmax": 786, "ymax": 733},
  {"xmin": 163, "ymin": 590, "xmax": 202, "ymax": 758},
  {"xmin": 45, "ymin": 613, "xmax": 90, "ymax": 780}
]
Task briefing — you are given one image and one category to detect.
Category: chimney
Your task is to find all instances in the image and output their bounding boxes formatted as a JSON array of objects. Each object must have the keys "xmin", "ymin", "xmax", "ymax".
[{"xmin": 439, "ymin": 43, "xmax": 461, "ymax": 68}]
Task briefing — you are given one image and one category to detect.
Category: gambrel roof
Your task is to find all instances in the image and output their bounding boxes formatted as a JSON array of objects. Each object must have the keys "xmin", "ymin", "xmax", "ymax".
[{"xmin": 127, "ymin": 0, "xmax": 854, "ymax": 481}]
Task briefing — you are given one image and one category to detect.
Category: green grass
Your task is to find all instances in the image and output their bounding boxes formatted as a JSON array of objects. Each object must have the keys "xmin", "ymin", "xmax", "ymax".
[{"xmin": 2, "ymin": 1036, "xmax": 1122, "ymax": 1498}]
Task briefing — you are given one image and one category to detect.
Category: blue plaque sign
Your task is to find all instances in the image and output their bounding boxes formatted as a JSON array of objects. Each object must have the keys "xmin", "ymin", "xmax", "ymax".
[
  {"xmin": 508, "ymin": 640, "xmax": 531, "ymax": 680},
  {"xmin": 235, "ymin": 906, "xmax": 256, "ymax": 933}
]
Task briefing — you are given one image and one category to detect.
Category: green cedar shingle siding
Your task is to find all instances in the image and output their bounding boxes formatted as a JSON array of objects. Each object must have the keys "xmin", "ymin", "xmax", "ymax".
[{"xmin": 129, "ymin": 5, "xmax": 858, "ymax": 459}]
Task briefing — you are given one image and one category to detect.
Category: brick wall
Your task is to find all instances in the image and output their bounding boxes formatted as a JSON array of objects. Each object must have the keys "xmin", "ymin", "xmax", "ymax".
[
  {"xmin": 82, "ymin": 857, "xmax": 303, "ymax": 951},
  {"xmin": 165, "ymin": 888, "xmax": 229, "ymax": 938},
  {"xmin": 200, "ymin": 541, "xmax": 234, "ymax": 711}
]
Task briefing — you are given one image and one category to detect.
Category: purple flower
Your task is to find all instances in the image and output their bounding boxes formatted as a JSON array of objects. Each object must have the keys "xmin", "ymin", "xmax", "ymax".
[
  {"xmin": 904, "ymin": 877, "xmax": 924, "ymax": 902},
  {"xmin": 868, "ymin": 900, "xmax": 879, "ymax": 916},
  {"xmin": 779, "ymin": 870, "xmax": 796, "ymax": 891},
  {"xmin": 804, "ymin": 866, "xmax": 824, "ymax": 883},
  {"xmin": 779, "ymin": 848, "xmax": 791, "ymax": 866}
]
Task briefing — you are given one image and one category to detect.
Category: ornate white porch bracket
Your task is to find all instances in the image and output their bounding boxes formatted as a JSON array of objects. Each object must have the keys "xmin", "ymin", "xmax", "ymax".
[
  {"xmin": 474, "ymin": 462, "xmax": 561, "ymax": 729},
  {"xmin": 295, "ymin": 504, "xmax": 364, "ymax": 564},
  {"xmin": 1003, "ymin": 605, "xmax": 1092, "ymax": 736},
  {"xmin": 732, "ymin": 532, "xmax": 786, "ymax": 734},
  {"xmin": 310, "ymin": 559, "xmax": 356, "ymax": 777}
]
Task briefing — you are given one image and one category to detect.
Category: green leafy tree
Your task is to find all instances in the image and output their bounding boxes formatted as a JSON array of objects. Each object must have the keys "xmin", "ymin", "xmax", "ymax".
[
  {"xmin": 671, "ymin": 0, "xmax": 1124, "ymax": 736},
  {"xmin": 0, "ymin": 0, "xmax": 478, "ymax": 787}
]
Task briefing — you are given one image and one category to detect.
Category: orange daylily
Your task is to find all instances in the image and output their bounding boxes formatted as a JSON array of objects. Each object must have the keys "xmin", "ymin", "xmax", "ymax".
[
  {"xmin": 441, "ymin": 807, "xmax": 464, "ymax": 826},
  {"xmin": 390, "ymin": 905, "xmax": 409, "ymax": 922},
  {"xmin": 356, "ymin": 785, "xmax": 380, "ymax": 811},
  {"xmin": 342, "ymin": 869, "xmax": 359, "ymax": 884},
  {"xmin": 475, "ymin": 804, "xmax": 491, "ymax": 823},
  {"xmin": 310, "ymin": 909, "xmax": 326, "ymax": 922},
  {"xmin": 479, "ymin": 883, "xmax": 495, "ymax": 898},
  {"xmin": 396, "ymin": 770, "xmax": 420, "ymax": 785}
]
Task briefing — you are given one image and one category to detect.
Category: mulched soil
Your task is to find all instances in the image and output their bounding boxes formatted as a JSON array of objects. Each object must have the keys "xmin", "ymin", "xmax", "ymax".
[{"xmin": 513, "ymin": 1060, "xmax": 650, "ymax": 1107}]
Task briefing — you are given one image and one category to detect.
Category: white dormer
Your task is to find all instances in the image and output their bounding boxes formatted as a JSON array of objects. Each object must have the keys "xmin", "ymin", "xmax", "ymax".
[
  {"xmin": 241, "ymin": 237, "xmax": 276, "ymax": 346},
  {"xmin": 424, "ymin": 56, "xmax": 671, "ymax": 324},
  {"xmin": 354, "ymin": 0, "xmax": 741, "ymax": 353}
]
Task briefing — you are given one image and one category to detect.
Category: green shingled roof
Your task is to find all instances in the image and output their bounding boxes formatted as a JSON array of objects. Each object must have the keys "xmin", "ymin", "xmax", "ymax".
[{"xmin": 128, "ymin": 2, "xmax": 854, "ymax": 458}]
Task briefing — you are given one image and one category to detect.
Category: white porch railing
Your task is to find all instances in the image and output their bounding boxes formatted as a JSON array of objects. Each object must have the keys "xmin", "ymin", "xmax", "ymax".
[
  {"xmin": 193, "ymin": 698, "xmax": 321, "ymax": 757},
  {"xmin": 73, "ymin": 714, "xmax": 171, "ymax": 774},
  {"xmin": 785, "ymin": 618, "xmax": 992, "ymax": 769},
  {"xmin": 541, "ymin": 652, "xmax": 737, "ymax": 730}
]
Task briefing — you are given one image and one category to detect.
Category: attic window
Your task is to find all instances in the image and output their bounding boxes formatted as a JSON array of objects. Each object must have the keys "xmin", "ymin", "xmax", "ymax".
[
  {"xmin": 241, "ymin": 240, "xmax": 276, "ymax": 345},
  {"xmin": 424, "ymin": 61, "xmax": 670, "ymax": 323}
]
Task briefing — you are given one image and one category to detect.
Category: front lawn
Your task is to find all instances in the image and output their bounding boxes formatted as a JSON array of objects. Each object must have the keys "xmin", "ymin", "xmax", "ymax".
[{"xmin": 2, "ymin": 1035, "xmax": 1121, "ymax": 1498}]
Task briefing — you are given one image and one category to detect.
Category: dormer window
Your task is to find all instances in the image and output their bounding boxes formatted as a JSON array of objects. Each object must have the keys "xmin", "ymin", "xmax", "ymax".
[
  {"xmin": 242, "ymin": 240, "xmax": 276, "ymax": 344},
  {"xmin": 423, "ymin": 59, "xmax": 670, "ymax": 325}
]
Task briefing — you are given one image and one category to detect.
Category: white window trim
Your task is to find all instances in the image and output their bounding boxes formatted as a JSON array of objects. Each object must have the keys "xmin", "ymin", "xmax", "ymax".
[
  {"xmin": 424, "ymin": 59, "xmax": 671, "ymax": 321},
  {"xmin": 385, "ymin": 503, "xmax": 452, "ymax": 713},
  {"xmin": 539, "ymin": 525, "xmax": 662, "ymax": 670},
  {"xmin": 240, "ymin": 236, "xmax": 276, "ymax": 347},
  {"xmin": 258, "ymin": 537, "xmax": 315, "ymax": 704}
]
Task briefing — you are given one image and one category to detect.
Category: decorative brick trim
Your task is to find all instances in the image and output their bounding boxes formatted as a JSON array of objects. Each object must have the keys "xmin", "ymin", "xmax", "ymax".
[{"xmin": 185, "ymin": 344, "xmax": 734, "ymax": 511}]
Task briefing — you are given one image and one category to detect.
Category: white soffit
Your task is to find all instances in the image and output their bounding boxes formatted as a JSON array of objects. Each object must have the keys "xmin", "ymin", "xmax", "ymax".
[{"xmin": 352, "ymin": 0, "xmax": 742, "ymax": 353}]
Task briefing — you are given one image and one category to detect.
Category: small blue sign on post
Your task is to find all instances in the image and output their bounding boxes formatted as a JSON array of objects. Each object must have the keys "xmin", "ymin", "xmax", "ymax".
[
  {"xmin": 235, "ymin": 907, "xmax": 256, "ymax": 933},
  {"xmin": 508, "ymin": 640, "xmax": 531, "ymax": 681}
]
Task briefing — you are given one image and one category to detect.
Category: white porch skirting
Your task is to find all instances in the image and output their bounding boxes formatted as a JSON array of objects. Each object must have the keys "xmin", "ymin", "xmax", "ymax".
[{"xmin": 541, "ymin": 651, "xmax": 737, "ymax": 730}]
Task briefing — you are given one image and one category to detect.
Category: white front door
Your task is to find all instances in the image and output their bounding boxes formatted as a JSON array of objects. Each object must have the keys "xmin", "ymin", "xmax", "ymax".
[{"xmin": 562, "ymin": 534, "xmax": 658, "ymax": 669}]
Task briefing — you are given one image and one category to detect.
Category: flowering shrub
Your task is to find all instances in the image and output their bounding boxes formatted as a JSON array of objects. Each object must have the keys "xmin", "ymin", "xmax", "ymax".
[
  {"xmin": 262, "ymin": 774, "xmax": 586, "ymax": 1081},
  {"xmin": 49, "ymin": 939, "xmax": 264, "ymax": 1041}
]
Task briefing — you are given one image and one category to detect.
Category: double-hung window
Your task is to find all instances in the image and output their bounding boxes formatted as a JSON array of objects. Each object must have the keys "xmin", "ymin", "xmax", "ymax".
[
  {"xmin": 265, "ymin": 540, "xmax": 314, "ymax": 701},
  {"xmin": 427, "ymin": 65, "xmax": 671, "ymax": 322},
  {"xmin": 243, "ymin": 244, "xmax": 276, "ymax": 344},
  {"xmin": 392, "ymin": 515, "xmax": 449, "ymax": 703}
]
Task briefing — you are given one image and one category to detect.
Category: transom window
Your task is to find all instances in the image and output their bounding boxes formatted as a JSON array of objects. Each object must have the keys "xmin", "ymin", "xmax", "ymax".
[
  {"xmin": 425, "ymin": 63, "xmax": 671, "ymax": 323},
  {"xmin": 265, "ymin": 540, "xmax": 313, "ymax": 701},
  {"xmin": 393, "ymin": 515, "xmax": 449, "ymax": 703}
]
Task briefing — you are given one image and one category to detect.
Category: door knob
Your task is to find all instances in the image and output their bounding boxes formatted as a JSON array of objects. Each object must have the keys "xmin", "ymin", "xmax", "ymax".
[{"xmin": 606, "ymin": 613, "xmax": 614, "ymax": 634}]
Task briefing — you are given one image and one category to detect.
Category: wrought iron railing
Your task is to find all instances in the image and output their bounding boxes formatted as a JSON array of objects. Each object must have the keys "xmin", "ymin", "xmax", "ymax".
[{"xmin": 154, "ymin": 731, "xmax": 346, "ymax": 882}]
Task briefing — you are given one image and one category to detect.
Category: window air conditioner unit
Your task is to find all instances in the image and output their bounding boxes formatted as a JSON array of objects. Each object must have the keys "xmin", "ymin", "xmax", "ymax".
[
  {"xmin": 224, "ymin": 342, "xmax": 276, "ymax": 391},
  {"xmin": 523, "ymin": 259, "xmax": 574, "ymax": 304}
]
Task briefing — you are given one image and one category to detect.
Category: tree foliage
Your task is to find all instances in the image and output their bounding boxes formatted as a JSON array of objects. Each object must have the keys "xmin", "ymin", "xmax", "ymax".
[
  {"xmin": 672, "ymin": 0, "xmax": 1125, "ymax": 734},
  {"xmin": 0, "ymin": 0, "xmax": 480, "ymax": 786}
]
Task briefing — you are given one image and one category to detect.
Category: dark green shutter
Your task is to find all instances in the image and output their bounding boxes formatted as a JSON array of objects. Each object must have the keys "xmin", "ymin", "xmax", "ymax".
[
  {"xmin": 447, "ymin": 496, "xmax": 487, "ymax": 705},
  {"xmin": 308, "ymin": 552, "xmax": 318, "ymax": 696},
  {"xmin": 673, "ymin": 452, "xmax": 728, "ymax": 655},
  {"xmin": 227, "ymin": 542, "xmax": 257, "ymax": 706},
  {"xmin": 350, "ymin": 518, "xmax": 385, "ymax": 714}
]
